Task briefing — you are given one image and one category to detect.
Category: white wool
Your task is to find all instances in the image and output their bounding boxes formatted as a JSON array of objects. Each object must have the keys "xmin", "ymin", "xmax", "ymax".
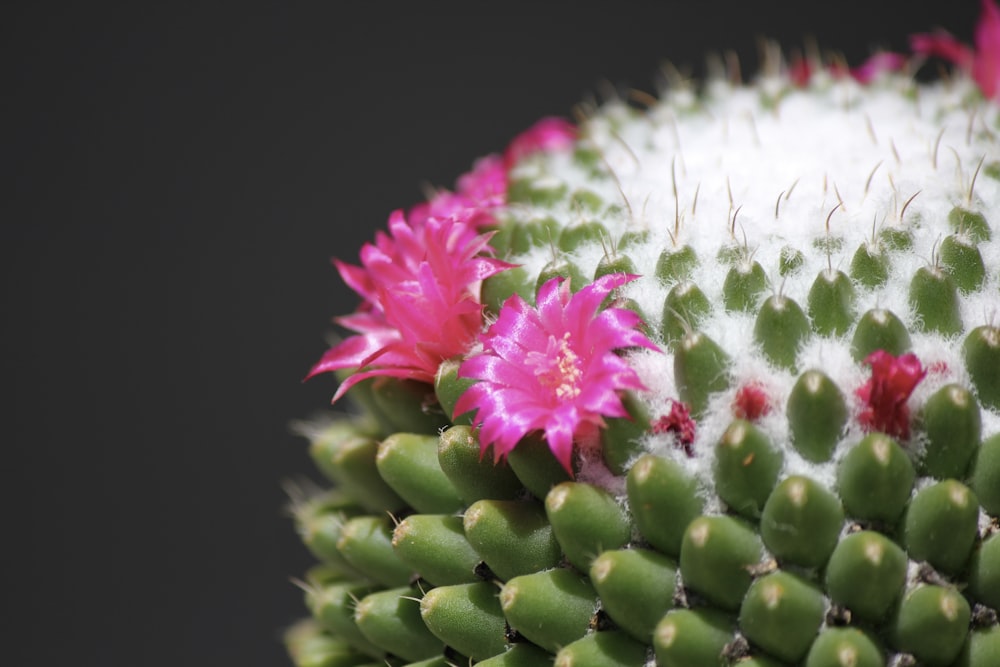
[{"xmin": 504, "ymin": 73, "xmax": 1000, "ymax": 493}]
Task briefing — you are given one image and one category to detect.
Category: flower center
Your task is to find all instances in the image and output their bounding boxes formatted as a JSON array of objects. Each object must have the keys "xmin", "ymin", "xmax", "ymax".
[{"xmin": 527, "ymin": 332, "xmax": 583, "ymax": 400}]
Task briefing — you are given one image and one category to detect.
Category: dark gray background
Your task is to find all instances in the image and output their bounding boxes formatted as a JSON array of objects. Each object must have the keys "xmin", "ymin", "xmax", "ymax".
[{"xmin": 4, "ymin": 2, "xmax": 977, "ymax": 664}]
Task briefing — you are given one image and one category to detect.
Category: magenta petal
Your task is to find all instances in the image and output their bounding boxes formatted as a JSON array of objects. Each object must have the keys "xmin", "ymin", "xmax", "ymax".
[
  {"xmin": 504, "ymin": 117, "xmax": 577, "ymax": 170},
  {"xmin": 911, "ymin": 32, "xmax": 976, "ymax": 70},
  {"xmin": 330, "ymin": 366, "xmax": 425, "ymax": 403},
  {"xmin": 974, "ymin": 0, "xmax": 1000, "ymax": 98},
  {"xmin": 851, "ymin": 51, "xmax": 907, "ymax": 83},
  {"xmin": 306, "ymin": 332, "xmax": 398, "ymax": 379},
  {"xmin": 544, "ymin": 405, "xmax": 580, "ymax": 474},
  {"xmin": 856, "ymin": 350, "xmax": 926, "ymax": 439},
  {"xmin": 457, "ymin": 265, "xmax": 663, "ymax": 470},
  {"xmin": 308, "ymin": 206, "xmax": 511, "ymax": 403}
]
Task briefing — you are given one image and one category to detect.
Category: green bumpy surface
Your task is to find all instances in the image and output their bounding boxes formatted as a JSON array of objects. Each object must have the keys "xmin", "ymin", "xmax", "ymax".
[{"xmin": 288, "ymin": 71, "xmax": 1000, "ymax": 667}]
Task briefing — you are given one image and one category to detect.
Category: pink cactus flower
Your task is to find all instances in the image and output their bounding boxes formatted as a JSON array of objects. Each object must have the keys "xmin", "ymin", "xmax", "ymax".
[
  {"xmin": 652, "ymin": 400, "xmax": 697, "ymax": 457},
  {"xmin": 911, "ymin": 0, "xmax": 1000, "ymax": 100},
  {"xmin": 856, "ymin": 350, "xmax": 927, "ymax": 440},
  {"xmin": 503, "ymin": 117, "xmax": 577, "ymax": 170},
  {"xmin": 455, "ymin": 274, "xmax": 658, "ymax": 473},
  {"xmin": 790, "ymin": 50, "xmax": 906, "ymax": 87},
  {"xmin": 732, "ymin": 382, "xmax": 772, "ymax": 422},
  {"xmin": 788, "ymin": 51, "xmax": 814, "ymax": 88},
  {"xmin": 850, "ymin": 51, "xmax": 908, "ymax": 84},
  {"xmin": 307, "ymin": 210, "xmax": 513, "ymax": 401},
  {"xmin": 410, "ymin": 155, "xmax": 508, "ymax": 229}
]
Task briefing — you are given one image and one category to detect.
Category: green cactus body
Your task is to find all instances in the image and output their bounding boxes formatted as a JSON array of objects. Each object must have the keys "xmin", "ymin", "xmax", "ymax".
[{"xmin": 290, "ymin": 43, "xmax": 1000, "ymax": 667}]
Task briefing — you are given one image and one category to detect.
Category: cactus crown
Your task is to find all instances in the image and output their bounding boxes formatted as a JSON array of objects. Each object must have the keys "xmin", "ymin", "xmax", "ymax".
[{"xmin": 289, "ymin": 7, "xmax": 1000, "ymax": 667}]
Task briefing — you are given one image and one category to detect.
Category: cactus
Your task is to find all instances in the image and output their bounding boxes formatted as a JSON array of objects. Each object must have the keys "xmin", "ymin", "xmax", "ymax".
[{"xmin": 288, "ymin": 6, "xmax": 1000, "ymax": 667}]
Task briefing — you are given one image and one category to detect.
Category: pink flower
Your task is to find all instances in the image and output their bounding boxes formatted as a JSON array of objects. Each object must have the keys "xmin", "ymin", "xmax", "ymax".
[
  {"xmin": 732, "ymin": 382, "xmax": 772, "ymax": 422},
  {"xmin": 856, "ymin": 350, "xmax": 927, "ymax": 440},
  {"xmin": 850, "ymin": 51, "xmax": 908, "ymax": 84},
  {"xmin": 307, "ymin": 210, "xmax": 513, "ymax": 401},
  {"xmin": 652, "ymin": 400, "xmax": 697, "ymax": 457},
  {"xmin": 503, "ymin": 117, "xmax": 577, "ymax": 170},
  {"xmin": 911, "ymin": 0, "xmax": 1000, "ymax": 99},
  {"xmin": 455, "ymin": 155, "xmax": 507, "ymax": 209},
  {"xmin": 789, "ymin": 50, "xmax": 906, "ymax": 87},
  {"xmin": 410, "ymin": 155, "xmax": 508, "ymax": 229},
  {"xmin": 788, "ymin": 51, "xmax": 814, "ymax": 88},
  {"xmin": 455, "ymin": 274, "xmax": 658, "ymax": 473}
]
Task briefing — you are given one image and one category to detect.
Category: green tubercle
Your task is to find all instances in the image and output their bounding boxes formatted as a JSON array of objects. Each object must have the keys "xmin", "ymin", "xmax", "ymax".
[
  {"xmin": 499, "ymin": 569, "xmax": 598, "ymax": 654},
  {"xmin": 474, "ymin": 643, "xmax": 553, "ymax": 667},
  {"xmin": 506, "ymin": 433, "xmax": 573, "ymax": 499},
  {"xmin": 481, "ymin": 264, "xmax": 534, "ymax": 312},
  {"xmin": 804, "ymin": 628, "xmax": 885, "ymax": 667},
  {"xmin": 507, "ymin": 178, "xmax": 568, "ymax": 207},
  {"xmin": 376, "ymin": 433, "xmax": 464, "ymax": 514},
  {"xmin": 918, "ymin": 383, "xmax": 981, "ymax": 479},
  {"xmin": 909, "ymin": 264, "xmax": 963, "ymax": 336},
  {"xmin": 879, "ymin": 225, "xmax": 914, "ymax": 251},
  {"xmin": 593, "ymin": 251, "xmax": 637, "ymax": 280},
  {"xmin": 971, "ymin": 432, "xmax": 1000, "ymax": 516},
  {"xmin": 568, "ymin": 188, "xmax": 604, "ymax": 213},
  {"xmin": 738, "ymin": 570, "xmax": 826, "ymax": 664},
  {"xmin": 437, "ymin": 425, "xmax": 523, "ymax": 504},
  {"xmin": 391, "ymin": 514, "xmax": 481, "ymax": 586},
  {"xmin": 850, "ymin": 242, "xmax": 890, "ymax": 288},
  {"xmin": 723, "ymin": 258, "xmax": 767, "ymax": 312},
  {"xmin": 304, "ymin": 581, "xmax": 384, "ymax": 659},
  {"xmin": 679, "ymin": 514, "xmax": 763, "ymax": 611},
  {"xmin": 284, "ymin": 620, "xmax": 373, "ymax": 667},
  {"xmin": 948, "ymin": 206, "xmax": 992, "ymax": 243},
  {"xmin": 295, "ymin": 500, "xmax": 364, "ymax": 574},
  {"xmin": 558, "ymin": 220, "xmax": 609, "ymax": 253},
  {"xmin": 825, "ymin": 530, "xmax": 907, "ymax": 623},
  {"xmin": 600, "ymin": 390, "xmax": 652, "ymax": 475},
  {"xmin": 964, "ymin": 325, "xmax": 1000, "ymax": 410},
  {"xmin": 851, "ymin": 308, "xmax": 912, "ymax": 361},
  {"xmin": 653, "ymin": 608, "xmax": 734, "ymax": 667},
  {"xmin": 902, "ymin": 479, "xmax": 979, "ymax": 575},
  {"xmin": 354, "ymin": 587, "xmax": 443, "ymax": 662},
  {"xmin": 760, "ymin": 475, "xmax": 844, "ymax": 568},
  {"xmin": 674, "ymin": 331, "xmax": 731, "ymax": 417},
  {"xmin": 786, "ymin": 369, "xmax": 848, "ymax": 463},
  {"xmin": 778, "ymin": 245, "xmax": 804, "ymax": 276},
  {"xmin": 369, "ymin": 377, "xmax": 449, "ymax": 435},
  {"xmin": 337, "ymin": 515, "xmax": 415, "ymax": 587},
  {"xmin": 888, "ymin": 584, "xmax": 971, "ymax": 667},
  {"xmin": 553, "ymin": 631, "xmax": 650, "ymax": 667},
  {"xmin": 953, "ymin": 626, "xmax": 1000, "ymax": 667},
  {"xmin": 753, "ymin": 293, "xmax": 810, "ymax": 371},
  {"xmin": 626, "ymin": 454, "xmax": 704, "ymax": 557},
  {"xmin": 967, "ymin": 532, "xmax": 1000, "ymax": 611},
  {"xmin": 536, "ymin": 255, "xmax": 587, "ymax": 293},
  {"xmin": 589, "ymin": 548, "xmax": 677, "ymax": 642},
  {"xmin": 508, "ymin": 218, "xmax": 560, "ymax": 255},
  {"xmin": 655, "ymin": 245, "xmax": 698, "ymax": 284},
  {"xmin": 462, "ymin": 499, "xmax": 561, "ymax": 582},
  {"xmin": 433, "ymin": 358, "xmax": 474, "ymax": 426},
  {"xmin": 661, "ymin": 281, "xmax": 711, "ymax": 351},
  {"xmin": 807, "ymin": 268, "xmax": 856, "ymax": 336},
  {"xmin": 940, "ymin": 233, "xmax": 987, "ymax": 292},
  {"xmin": 713, "ymin": 419, "xmax": 784, "ymax": 519},
  {"xmin": 837, "ymin": 433, "xmax": 915, "ymax": 525},
  {"xmin": 544, "ymin": 481, "xmax": 631, "ymax": 571},
  {"xmin": 312, "ymin": 432, "xmax": 407, "ymax": 514},
  {"xmin": 419, "ymin": 582, "xmax": 507, "ymax": 661}
]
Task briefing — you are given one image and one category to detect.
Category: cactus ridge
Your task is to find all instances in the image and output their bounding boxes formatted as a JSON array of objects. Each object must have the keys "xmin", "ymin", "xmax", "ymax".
[{"xmin": 289, "ymin": 54, "xmax": 1000, "ymax": 667}]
